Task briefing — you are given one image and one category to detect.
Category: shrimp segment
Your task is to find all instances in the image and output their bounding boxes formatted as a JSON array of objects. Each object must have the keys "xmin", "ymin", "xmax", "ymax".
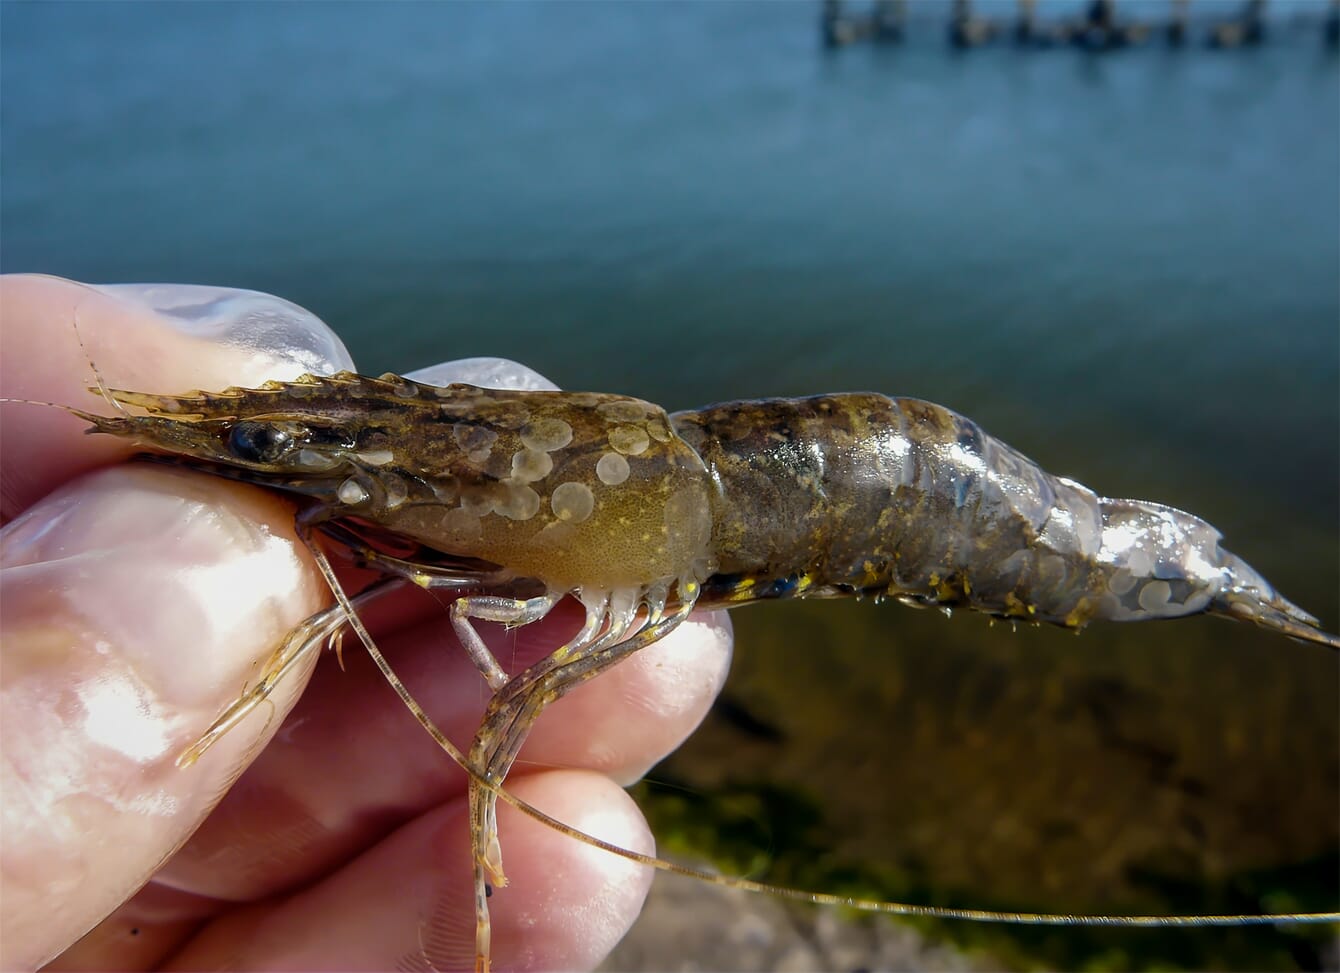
[{"xmin": 52, "ymin": 374, "xmax": 1338, "ymax": 969}]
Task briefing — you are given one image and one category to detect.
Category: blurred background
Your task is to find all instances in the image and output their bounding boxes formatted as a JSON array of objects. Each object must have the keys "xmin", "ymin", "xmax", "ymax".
[{"xmin": 3, "ymin": 2, "xmax": 1336, "ymax": 969}]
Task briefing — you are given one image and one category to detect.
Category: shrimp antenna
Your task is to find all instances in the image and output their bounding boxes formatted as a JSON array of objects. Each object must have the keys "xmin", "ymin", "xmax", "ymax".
[
  {"xmin": 71, "ymin": 300, "xmax": 129, "ymax": 417},
  {"xmin": 495, "ymin": 791, "xmax": 1340, "ymax": 929},
  {"xmin": 0, "ymin": 396, "xmax": 103, "ymax": 423},
  {"xmin": 0, "ymin": 302, "xmax": 136, "ymax": 424}
]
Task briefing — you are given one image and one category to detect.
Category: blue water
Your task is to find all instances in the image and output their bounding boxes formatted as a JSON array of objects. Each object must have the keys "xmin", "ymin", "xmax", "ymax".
[
  {"xmin": 4, "ymin": 3, "xmax": 1337, "ymax": 964},
  {"xmin": 4, "ymin": 3, "xmax": 1336, "ymax": 509}
]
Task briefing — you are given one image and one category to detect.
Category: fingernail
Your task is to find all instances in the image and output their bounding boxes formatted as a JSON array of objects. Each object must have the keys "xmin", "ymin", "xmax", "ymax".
[
  {"xmin": 92, "ymin": 283, "xmax": 355, "ymax": 375},
  {"xmin": 406, "ymin": 357, "xmax": 560, "ymax": 392}
]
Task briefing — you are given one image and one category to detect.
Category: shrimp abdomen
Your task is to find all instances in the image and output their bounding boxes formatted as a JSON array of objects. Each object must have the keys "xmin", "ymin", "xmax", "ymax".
[{"xmin": 672, "ymin": 394, "xmax": 1338, "ymax": 649}]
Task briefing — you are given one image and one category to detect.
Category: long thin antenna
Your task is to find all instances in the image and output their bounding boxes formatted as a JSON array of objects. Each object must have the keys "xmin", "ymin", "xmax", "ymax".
[
  {"xmin": 307, "ymin": 544, "xmax": 1338, "ymax": 929},
  {"xmin": 70, "ymin": 299, "xmax": 129, "ymax": 417}
]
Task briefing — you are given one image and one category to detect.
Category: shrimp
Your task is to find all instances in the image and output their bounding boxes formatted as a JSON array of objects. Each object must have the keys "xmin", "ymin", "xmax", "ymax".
[{"xmin": 25, "ymin": 373, "xmax": 1340, "ymax": 969}]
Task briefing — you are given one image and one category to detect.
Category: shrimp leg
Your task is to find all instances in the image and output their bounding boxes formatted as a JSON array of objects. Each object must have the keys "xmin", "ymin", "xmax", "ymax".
[
  {"xmin": 466, "ymin": 580, "xmax": 679, "ymax": 867},
  {"xmin": 314, "ymin": 520, "xmax": 543, "ymax": 688},
  {"xmin": 450, "ymin": 594, "xmax": 561, "ymax": 692},
  {"xmin": 177, "ymin": 576, "xmax": 402, "ymax": 766},
  {"xmin": 465, "ymin": 584, "xmax": 697, "ymax": 965}
]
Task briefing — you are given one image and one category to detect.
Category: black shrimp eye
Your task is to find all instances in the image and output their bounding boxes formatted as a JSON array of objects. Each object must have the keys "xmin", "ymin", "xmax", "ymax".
[{"xmin": 227, "ymin": 422, "xmax": 293, "ymax": 464}]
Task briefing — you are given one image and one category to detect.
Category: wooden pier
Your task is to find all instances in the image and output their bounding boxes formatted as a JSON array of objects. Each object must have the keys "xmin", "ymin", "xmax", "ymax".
[{"xmin": 822, "ymin": 0, "xmax": 1340, "ymax": 50}]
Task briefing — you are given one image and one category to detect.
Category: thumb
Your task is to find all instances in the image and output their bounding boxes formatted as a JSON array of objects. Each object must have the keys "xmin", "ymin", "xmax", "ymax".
[{"xmin": 0, "ymin": 464, "xmax": 325, "ymax": 968}]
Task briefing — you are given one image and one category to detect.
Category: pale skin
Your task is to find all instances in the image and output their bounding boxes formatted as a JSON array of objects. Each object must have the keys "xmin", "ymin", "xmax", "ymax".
[{"xmin": 0, "ymin": 274, "xmax": 733, "ymax": 971}]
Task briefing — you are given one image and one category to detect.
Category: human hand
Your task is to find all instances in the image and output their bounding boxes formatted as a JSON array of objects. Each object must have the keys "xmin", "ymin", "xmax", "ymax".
[{"xmin": 0, "ymin": 274, "xmax": 733, "ymax": 970}]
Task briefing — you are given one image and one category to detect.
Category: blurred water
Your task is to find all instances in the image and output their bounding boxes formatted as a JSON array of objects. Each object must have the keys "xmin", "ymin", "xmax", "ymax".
[
  {"xmin": 3, "ymin": 2, "xmax": 1337, "ymax": 968},
  {"xmin": 3, "ymin": 3, "xmax": 1336, "ymax": 509}
]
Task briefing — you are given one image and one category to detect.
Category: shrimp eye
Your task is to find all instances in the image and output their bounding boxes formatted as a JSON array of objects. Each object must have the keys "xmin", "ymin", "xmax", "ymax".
[{"xmin": 228, "ymin": 422, "xmax": 293, "ymax": 464}]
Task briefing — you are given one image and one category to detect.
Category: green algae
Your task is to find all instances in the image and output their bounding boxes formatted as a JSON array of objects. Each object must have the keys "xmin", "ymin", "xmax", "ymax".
[{"xmin": 633, "ymin": 773, "xmax": 1337, "ymax": 971}]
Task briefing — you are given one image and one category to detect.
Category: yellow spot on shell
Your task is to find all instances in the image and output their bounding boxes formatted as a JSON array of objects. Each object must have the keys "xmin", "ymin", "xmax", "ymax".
[
  {"xmin": 932, "ymin": 573, "xmax": 967, "ymax": 602},
  {"xmin": 1064, "ymin": 598, "xmax": 1093, "ymax": 629}
]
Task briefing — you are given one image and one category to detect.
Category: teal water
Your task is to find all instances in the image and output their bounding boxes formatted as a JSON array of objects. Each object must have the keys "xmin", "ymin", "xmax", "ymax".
[
  {"xmin": 3, "ymin": 3, "xmax": 1336, "ymax": 516},
  {"xmin": 3, "ymin": 3, "xmax": 1337, "ymax": 968}
]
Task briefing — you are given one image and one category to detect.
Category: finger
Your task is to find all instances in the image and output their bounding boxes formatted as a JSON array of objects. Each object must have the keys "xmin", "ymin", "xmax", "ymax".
[
  {"xmin": 0, "ymin": 274, "xmax": 352, "ymax": 520},
  {"xmin": 161, "ymin": 771, "xmax": 654, "ymax": 972},
  {"xmin": 41, "ymin": 882, "xmax": 220, "ymax": 972},
  {"xmin": 151, "ymin": 593, "xmax": 731, "ymax": 901},
  {"xmin": 0, "ymin": 465, "xmax": 326, "ymax": 969}
]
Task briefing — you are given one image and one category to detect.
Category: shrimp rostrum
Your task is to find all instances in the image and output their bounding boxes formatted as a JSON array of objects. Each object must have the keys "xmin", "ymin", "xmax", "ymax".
[{"xmin": 59, "ymin": 373, "xmax": 1340, "ymax": 967}]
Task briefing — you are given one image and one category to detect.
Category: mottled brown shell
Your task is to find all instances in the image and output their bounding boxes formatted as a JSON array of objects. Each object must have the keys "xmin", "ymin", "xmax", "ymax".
[{"xmin": 368, "ymin": 384, "xmax": 717, "ymax": 591}]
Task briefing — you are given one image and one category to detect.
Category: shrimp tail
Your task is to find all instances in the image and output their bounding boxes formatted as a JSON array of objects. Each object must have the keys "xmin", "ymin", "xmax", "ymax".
[
  {"xmin": 1208, "ymin": 551, "xmax": 1339, "ymax": 650},
  {"xmin": 1092, "ymin": 498, "xmax": 1339, "ymax": 650}
]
